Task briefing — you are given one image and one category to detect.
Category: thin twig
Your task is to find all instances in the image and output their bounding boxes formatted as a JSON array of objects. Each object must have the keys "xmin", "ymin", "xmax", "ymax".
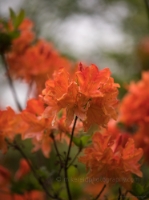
[
  {"xmin": 6, "ymin": 140, "xmax": 61, "ymax": 200},
  {"xmin": 144, "ymin": 0, "xmax": 149, "ymax": 23},
  {"xmin": 68, "ymin": 148, "xmax": 82, "ymax": 168},
  {"xmin": 0, "ymin": 54, "xmax": 22, "ymax": 111},
  {"xmin": 118, "ymin": 187, "xmax": 121, "ymax": 200},
  {"xmin": 122, "ymin": 190, "xmax": 128, "ymax": 200},
  {"xmin": 64, "ymin": 116, "xmax": 78, "ymax": 200},
  {"xmin": 66, "ymin": 116, "xmax": 78, "ymax": 164},
  {"xmin": 25, "ymin": 81, "xmax": 33, "ymax": 103},
  {"xmin": 51, "ymin": 132, "xmax": 63, "ymax": 165},
  {"xmin": 93, "ymin": 184, "xmax": 106, "ymax": 200}
]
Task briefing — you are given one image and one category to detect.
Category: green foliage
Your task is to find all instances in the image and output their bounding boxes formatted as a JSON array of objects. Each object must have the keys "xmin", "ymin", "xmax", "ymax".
[
  {"xmin": 0, "ymin": 8, "xmax": 25, "ymax": 54},
  {"xmin": 130, "ymin": 181, "xmax": 149, "ymax": 199},
  {"xmin": 73, "ymin": 135, "xmax": 91, "ymax": 149},
  {"xmin": 36, "ymin": 166, "xmax": 50, "ymax": 180},
  {"xmin": 9, "ymin": 8, "xmax": 25, "ymax": 29},
  {"xmin": 11, "ymin": 174, "xmax": 41, "ymax": 194}
]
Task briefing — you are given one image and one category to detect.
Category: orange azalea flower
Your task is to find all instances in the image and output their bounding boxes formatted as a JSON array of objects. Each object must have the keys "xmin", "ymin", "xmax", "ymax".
[
  {"xmin": 31, "ymin": 133, "xmax": 53, "ymax": 158},
  {"xmin": 0, "ymin": 165, "xmax": 11, "ymax": 187},
  {"xmin": 76, "ymin": 64, "xmax": 119, "ymax": 130},
  {"xmin": 21, "ymin": 98, "xmax": 53, "ymax": 138},
  {"xmin": 120, "ymin": 71, "xmax": 149, "ymax": 126},
  {"xmin": 101, "ymin": 120, "xmax": 132, "ymax": 146},
  {"xmin": 7, "ymin": 33, "xmax": 72, "ymax": 94},
  {"xmin": 10, "ymin": 18, "xmax": 35, "ymax": 53},
  {"xmin": 79, "ymin": 132, "xmax": 143, "ymax": 190},
  {"xmin": 22, "ymin": 98, "xmax": 83, "ymax": 157},
  {"xmin": 76, "ymin": 64, "xmax": 111, "ymax": 98},
  {"xmin": 132, "ymin": 123, "xmax": 149, "ymax": 163},
  {"xmin": 55, "ymin": 109, "xmax": 83, "ymax": 144},
  {"xmin": 42, "ymin": 63, "xmax": 119, "ymax": 130},
  {"xmin": 42, "ymin": 67, "xmax": 83, "ymax": 125},
  {"xmin": 0, "ymin": 107, "xmax": 27, "ymax": 153},
  {"xmin": 21, "ymin": 98, "xmax": 53, "ymax": 157},
  {"xmin": 0, "ymin": 164, "xmax": 45, "ymax": 200},
  {"xmin": 15, "ymin": 159, "xmax": 30, "ymax": 181},
  {"xmin": 137, "ymin": 37, "xmax": 149, "ymax": 70},
  {"xmin": 84, "ymin": 182, "xmax": 107, "ymax": 197},
  {"xmin": 0, "ymin": 190, "xmax": 45, "ymax": 200}
]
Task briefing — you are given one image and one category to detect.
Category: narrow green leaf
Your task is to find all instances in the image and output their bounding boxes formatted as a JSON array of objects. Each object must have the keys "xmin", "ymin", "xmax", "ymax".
[
  {"xmin": 9, "ymin": 8, "xmax": 16, "ymax": 28},
  {"xmin": 73, "ymin": 137, "xmax": 81, "ymax": 147},
  {"xmin": 14, "ymin": 9, "xmax": 25, "ymax": 29},
  {"xmin": 80, "ymin": 135, "xmax": 91, "ymax": 147},
  {"xmin": 9, "ymin": 8, "xmax": 16, "ymax": 21}
]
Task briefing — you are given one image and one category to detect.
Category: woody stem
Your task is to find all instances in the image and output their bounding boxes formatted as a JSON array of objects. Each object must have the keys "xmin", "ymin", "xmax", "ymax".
[
  {"xmin": 144, "ymin": 0, "xmax": 149, "ymax": 22},
  {"xmin": 64, "ymin": 116, "xmax": 78, "ymax": 200},
  {"xmin": 6, "ymin": 139, "xmax": 61, "ymax": 200},
  {"xmin": 0, "ymin": 54, "xmax": 22, "ymax": 111},
  {"xmin": 93, "ymin": 184, "xmax": 106, "ymax": 200}
]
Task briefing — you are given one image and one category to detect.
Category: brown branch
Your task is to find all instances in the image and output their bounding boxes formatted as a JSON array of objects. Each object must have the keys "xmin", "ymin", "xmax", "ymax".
[
  {"xmin": 93, "ymin": 184, "xmax": 106, "ymax": 200},
  {"xmin": 64, "ymin": 116, "xmax": 78, "ymax": 200},
  {"xmin": 6, "ymin": 139, "xmax": 62, "ymax": 200},
  {"xmin": 144, "ymin": 0, "xmax": 149, "ymax": 22},
  {"xmin": 0, "ymin": 54, "xmax": 22, "ymax": 111}
]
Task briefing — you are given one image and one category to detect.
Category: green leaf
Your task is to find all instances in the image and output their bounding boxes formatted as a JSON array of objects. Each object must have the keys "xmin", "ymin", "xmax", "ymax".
[
  {"xmin": 14, "ymin": 9, "xmax": 25, "ymax": 29},
  {"xmin": 80, "ymin": 135, "xmax": 91, "ymax": 147},
  {"xmin": 11, "ymin": 180, "xmax": 26, "ymax": 194},
  {"xmin": 9, "ymin": 30, "xmax": 20, "ymax": 39},
  {"xmin": 25, "ymin": 176, "xmax": 41, "ymax": 191},
  {"xmin": 86, "ymin": 124, "xmax": 99, "ymax": 135},
  {"xmin": 9, "ymin": 8, "xmax": 25, "ymax": 29},
  {"xmin": 11, "ymin": 174, "xmax": 41, "ymax": 194},
  {"xmin": 67, "ymin": 165, "xmax": 78, "ymax": 177},
  {"xmin": 72, "ymin": 135, "xmax": 91, "ymax": 148},
  {"xmin": 36, "ymin": 166, "xmax": 50, "ymax": 180},
  {"xmin": 132, "ymin": 183, "xmax": 144, "ymax": 196},
  {"xmin": 9, "ymin": 8, "xmax": 16, "ymax": 22},
  {"xmin": 72, "ymin": 137, "xmax": 81, "ymax": 147}
]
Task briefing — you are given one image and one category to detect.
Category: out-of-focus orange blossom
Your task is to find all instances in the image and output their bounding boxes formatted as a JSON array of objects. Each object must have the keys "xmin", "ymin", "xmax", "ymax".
[{"xmin": 79, "ymin": 130, "xmax": 143, "ymax": 190}]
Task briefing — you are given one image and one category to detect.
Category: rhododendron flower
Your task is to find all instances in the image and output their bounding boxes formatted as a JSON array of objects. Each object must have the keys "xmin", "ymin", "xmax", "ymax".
[
  {"xmin": 9, "ymin": 18, "xmax": 35, "ymax": 53},
  {"xmin": 15, "ymin": 159, "xmax": 30, "ymax": 180},
  {"xmin": 120, "ymin": 71, "xmax": 149, "ymax": 126},
  {"xmin": 21, "ymin": 99, "xmax": 82, "ymax": 157},
  {"xmin": 131, "ymin": 123, "xmax": 149, "ymax": 163},
  {"xmin": 0, "ymin": 164, "xmax": 45, "ymax": 200},
  {"xmin": 4, "ymin": 18, "xmax": 73, "ymax": 94},
  {"xmin": 42, "ymin": 63, "xmax": 119, "ymax": 130},
  {"xmin": 79, "ymin": 132, "xmax": 143, "ymax": 189},
  {"xmin": 21, "ymin": 98, "xmax": 53, "ymax": 157},
  {"xmin": 0, "ymin": 165, "xmax": 11, "ymax": 187},
  {"xmin": 0, "ymin": 107, "xmax": 27, "ymax": 153},
  {"xmin": 137, "ymin": 37, "xmax": 149, "ymax": 70}
]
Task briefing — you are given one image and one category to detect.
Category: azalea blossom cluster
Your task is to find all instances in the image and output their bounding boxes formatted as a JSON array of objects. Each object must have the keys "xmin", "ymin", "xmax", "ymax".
[
  {"xmin": 0, "ymin": 13, "xmax": 145, "ymax": 200},
  {"xmin": 5, "ymin": 18, "xmax": 73, "ymax": 94},
  {"xmin": 42, "ymin": 64, "xmax": 119, "ymax": 130},
  {"xmin": 79, "ymin": 131, "xmax": 143, "ymax": 190},
  {"xmin": 119, "ymin": 71, "xmax": 149, "ymax": 162}
]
